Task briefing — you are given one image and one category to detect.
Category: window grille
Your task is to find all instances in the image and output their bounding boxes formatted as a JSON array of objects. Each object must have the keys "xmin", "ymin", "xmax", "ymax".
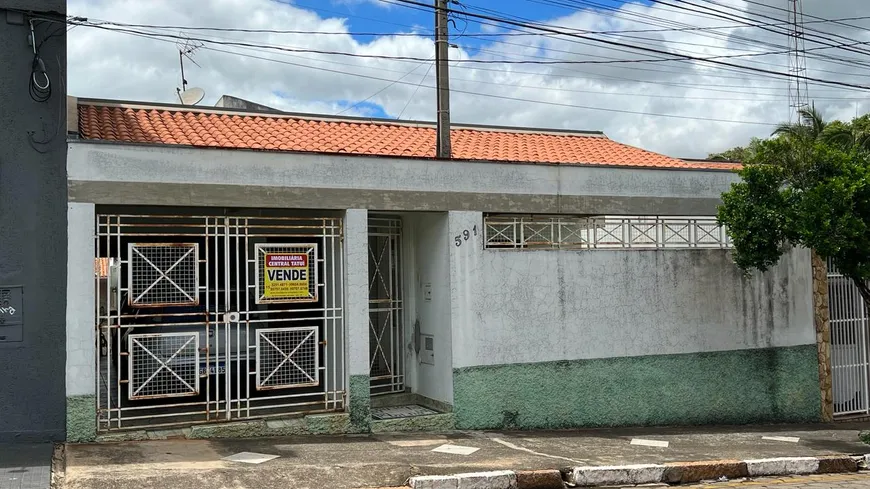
[
  {"xmin": 128, "ymin": 243, "xmax": 199, "ymax": 306},
  {"xmin": 128, "ymin": 332, "xmax": 199, "ymax": 400},
  {"xmin": 256, "ymin": 327, "xmax": 319, "ymax": 390}
]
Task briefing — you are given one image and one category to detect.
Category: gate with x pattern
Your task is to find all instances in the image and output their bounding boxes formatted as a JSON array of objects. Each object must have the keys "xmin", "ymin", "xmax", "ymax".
[
  {"xmin": 368, "ymin": 216, "xmax": 405, "ymax": 395},
  {"xmin": 95, "ymin": 212, "xmax": 345, "ymax": 431}
]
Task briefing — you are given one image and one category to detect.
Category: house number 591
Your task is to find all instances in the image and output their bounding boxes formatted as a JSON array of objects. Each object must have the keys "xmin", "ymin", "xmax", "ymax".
[{"xmin": 454, "ymin": 225, "xmax": 478, "ymax": 247}]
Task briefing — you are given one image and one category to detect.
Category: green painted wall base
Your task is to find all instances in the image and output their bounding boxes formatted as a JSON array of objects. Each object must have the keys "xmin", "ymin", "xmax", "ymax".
[
  {"xmin": 349, "ymin": 374, "xmax": 372, "ymax": 433},
  {"xmin": 186, "ymin": 413, "xmax": 353, "ymax": 439},
  {"xmin": 66, "ymin": 395, "xmax": 97, "ymax": 443},
  {"xmin": 453, "ymin": 345, "xmax": 822, "ymax": 430}
]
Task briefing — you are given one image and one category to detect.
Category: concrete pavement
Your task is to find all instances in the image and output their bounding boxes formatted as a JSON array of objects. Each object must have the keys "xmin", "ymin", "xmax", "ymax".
[
  {"xmin": 0, "ymin": 443, "xmax": 53, "ymax": 489},
  {"xmin": 59, "ymin": 423, "xmax": 870, "ymax": 489}
]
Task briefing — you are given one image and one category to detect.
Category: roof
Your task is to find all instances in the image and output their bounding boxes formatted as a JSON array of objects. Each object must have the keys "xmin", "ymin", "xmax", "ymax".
[{"xmin": 74, "ymin": 98, "xmax": 740, "ymax": 171}]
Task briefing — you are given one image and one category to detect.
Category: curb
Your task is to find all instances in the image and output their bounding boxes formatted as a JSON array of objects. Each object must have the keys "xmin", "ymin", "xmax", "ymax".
[{"xmin": 408, "ymin": 455, "xmax": 866, "ymax": 488}]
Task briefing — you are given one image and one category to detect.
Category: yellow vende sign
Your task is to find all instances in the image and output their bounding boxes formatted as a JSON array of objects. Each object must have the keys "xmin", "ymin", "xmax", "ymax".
[{"xmin": 263, "ymin": 253, "xmax": 310, "ymax": 299}]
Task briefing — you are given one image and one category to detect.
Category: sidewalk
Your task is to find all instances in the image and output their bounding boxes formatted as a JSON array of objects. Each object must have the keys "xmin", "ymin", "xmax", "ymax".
[
  {"xmin": 0, "ymin": 443, "xmax": 54, "ymax": 489},
  {"xmin": 61, "ymin": 423, "xmax": 870, "ymax": 489}
]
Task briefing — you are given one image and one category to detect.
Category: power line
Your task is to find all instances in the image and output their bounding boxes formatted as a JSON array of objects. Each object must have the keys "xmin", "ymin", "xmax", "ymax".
[
  {"xmin": 336, "ymin": 58, "xmax": 433, "ymax": 115},
  {"xmin": 65, "ymin": 16, "xmax": 870, "ymax": 92},
  {"xmin": 709, "ymin": 0, "xmax": 870, "ymax": 41},
  {"xmin": 513, "ymin": 0, "xmax": 870, "ymax": 70},
  {"xmin": 63, "ymin": 14, "xmax": 869, "ymax": 97},
  {"xmin": 72, "ymin": 23, "xmax": 782, "ymax": 126},
  {"xmin": 60, "ymin": 20, "xmax": 792, "ymax": 67},
  {"xmin": 397, "ymin": 62, "xmax": 434, "ymax": 119},
  {"xmin": 386, "ymin": 0, "xmax": 870, "ymax": 91},
  {"xmin": 659, "ymin": 0, "xmax": 870, "ymax": 61},
  {"xmin": 70, "ymin": 10, "xmax": 870, "ymax": 79}
]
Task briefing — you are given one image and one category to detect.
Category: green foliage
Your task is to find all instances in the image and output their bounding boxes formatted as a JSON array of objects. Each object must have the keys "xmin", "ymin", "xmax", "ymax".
[
  {"xmin": 718, "ymin": 108, "xmax": 870, "ymax": 304},
  {"xmin": 772, "ymin": 106, "xmax": 828, "ymax": 142},
  {"xmin": 708, "ymin": 137, "xmax": 763, "ymax": 162}
]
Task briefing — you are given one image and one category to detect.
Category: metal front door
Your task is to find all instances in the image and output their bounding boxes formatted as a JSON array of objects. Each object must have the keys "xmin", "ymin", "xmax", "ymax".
[
  {"xmin": 828, "ymin": 258, "xmax": 870, "ymax": 417},
  {"xmin": 368, "ymin": 216, "xmax": 404, "ymax": 395},
  {"xmin": 96, "ymin": 213, "xmax": 345, "ymax": 431}
]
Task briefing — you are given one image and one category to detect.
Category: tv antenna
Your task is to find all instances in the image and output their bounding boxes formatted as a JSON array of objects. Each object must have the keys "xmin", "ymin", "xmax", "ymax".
[{"xmin": 175, "ymin": 36, "xmax": 206, "ymax": 105}]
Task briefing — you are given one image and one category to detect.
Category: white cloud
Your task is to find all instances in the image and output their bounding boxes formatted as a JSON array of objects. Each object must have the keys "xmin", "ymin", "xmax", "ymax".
[
  {"xmin": 66, "ymin": 0, "xmax": 870, "ymax": 158},
  {"xmin": 331, "ymin": 0, "xmax": 394, "ymax": 9}
]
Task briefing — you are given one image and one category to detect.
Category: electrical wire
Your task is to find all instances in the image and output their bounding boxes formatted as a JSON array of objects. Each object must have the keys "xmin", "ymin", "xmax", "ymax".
[
  {"xmin": 384, "ymin": 0, "xmax": 870, "ymax": 90},
  {"xmin": 61, "ymin": 14, "xmax": 870, "ymax": 98},
  {"xmin": 28, "ymin": 21, "xmax": 53, "ymax": 103},
  {"xmin": 701, "ymin": 0, "xmax": 870, "ymax": 44},
  {"xmin": 65, "ymin": 18, "xmax": 870, "ymax": 93},
  {"xmin": 73, "ymin": 13, "xmax": 870, "ymax": 38},
  {"xmin": 397, "ymin": 62, "xmax": 435, "ymax": 119},
  {"xmin": 509, "ymin": 0, "xmax": 870, "ymax": 70},
  {"xmin": 84, "ymin": 24, "xmax": 782, "ymax": 126},
  {"xmin": 655, "ymin": 0, "xmax": 870, "ymax": 61},
  {"xmin": 62, "ymin": 11, "xmax": 870, "ymax": 87},
  {"xmin": 47, "ymin": 5, "xmax": 870, "ymax": 125},
  {"xmin": 61, "ymin": 16, "xmax": 806, "ymax": 95},
  {"xmin": 336, "ymin": 58, "xmax": 434, "ymax": 115}
]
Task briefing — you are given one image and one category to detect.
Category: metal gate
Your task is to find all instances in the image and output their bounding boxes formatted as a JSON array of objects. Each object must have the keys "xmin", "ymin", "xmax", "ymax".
[
  {"xmin": 95, "ymin": 213, "xmax": 345, "ymax": 431},
  {"xmin": 828, "ymin": 258, "xmax": 870, "ymax": 417},
  {"xmin": 368, "ymin": 217, "xmax": 404, "ymax": 395}
]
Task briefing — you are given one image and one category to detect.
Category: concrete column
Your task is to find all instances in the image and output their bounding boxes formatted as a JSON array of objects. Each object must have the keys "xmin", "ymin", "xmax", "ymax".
[
  {"xmin": 66, "ymin": 203, "xmax": 96, "ymax": 442},
  {"xmin": 343, "ymin": 209, "xmax": 370, "ymax": 432}
]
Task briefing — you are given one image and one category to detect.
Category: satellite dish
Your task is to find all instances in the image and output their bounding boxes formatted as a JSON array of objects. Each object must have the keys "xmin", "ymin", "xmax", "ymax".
[{"xmin": 178, "ymin": 87, "xmax": 205, "ymax": 105}]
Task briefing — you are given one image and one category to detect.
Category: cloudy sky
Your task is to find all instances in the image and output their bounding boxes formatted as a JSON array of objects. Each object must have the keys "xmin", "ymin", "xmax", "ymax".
[{"xmin": 66, "ymin": 0, "xmax": 870, "ymax": 158}]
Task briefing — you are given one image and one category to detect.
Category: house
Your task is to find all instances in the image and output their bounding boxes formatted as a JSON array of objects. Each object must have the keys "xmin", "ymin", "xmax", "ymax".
[{"xmin": 64, "ymin": 96, "xmax": 826, "ymax": 442}]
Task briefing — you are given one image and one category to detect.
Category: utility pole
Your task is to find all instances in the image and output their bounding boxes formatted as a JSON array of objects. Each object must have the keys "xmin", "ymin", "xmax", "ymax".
[{"xmin": 435, "ymin": 0, "xmax": 451, "ymax": 158}]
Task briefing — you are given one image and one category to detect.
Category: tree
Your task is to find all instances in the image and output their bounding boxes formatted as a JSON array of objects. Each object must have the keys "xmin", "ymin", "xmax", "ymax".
[
  {"xmin": 771, "ymin": 105, "xmax": 828, "ymax": 142},
  {"xmin": 708, "ymin": 137, "xmax": 763, "ymax": 162},
  {"xmin": 717, "ymin": 124, "xmax": 870, "ymax": 306}
]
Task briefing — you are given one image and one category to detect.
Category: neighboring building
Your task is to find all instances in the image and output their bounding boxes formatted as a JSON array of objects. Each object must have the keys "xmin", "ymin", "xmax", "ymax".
[
  {"xmin": 64, "ymin": 96, "xmax": 825, "ymax": 442},
  {"xmin": 0, "ymin": 1, "xmax": 68, "ymax": 442}
]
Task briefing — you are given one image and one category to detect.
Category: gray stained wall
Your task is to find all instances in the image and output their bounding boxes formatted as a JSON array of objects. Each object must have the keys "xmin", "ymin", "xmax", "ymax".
[{"xmin": 0, "ymin": 0, "xmax": 68, "ymax": 441}]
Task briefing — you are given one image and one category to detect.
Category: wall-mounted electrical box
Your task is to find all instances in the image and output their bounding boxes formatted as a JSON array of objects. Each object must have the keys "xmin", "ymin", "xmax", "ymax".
[{"xmin": 421, "ymin": 334, "xmax": 434, "ymax": 365}]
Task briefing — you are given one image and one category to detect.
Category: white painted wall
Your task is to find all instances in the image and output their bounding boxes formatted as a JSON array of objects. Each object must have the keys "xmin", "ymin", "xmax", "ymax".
[
  {"xmin": 450, "ymin": 212, "xmax": 815, "ymax": 369},
  {"xmin": 406, "ymin": 213, "xmax": 453, "ymax": 404},
  {"xmin": 66, "ymin": 203, "xmax": 95, "ymax": 397},
  {"xmin": 343, "ymin": 209, "xmax": 369, "ymax": 378}
]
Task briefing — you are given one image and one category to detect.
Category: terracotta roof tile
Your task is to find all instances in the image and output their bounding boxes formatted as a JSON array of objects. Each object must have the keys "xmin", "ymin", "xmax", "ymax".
[{"xmin": 77, "ymin": 102, "xmax": 739, "ymax": 171}]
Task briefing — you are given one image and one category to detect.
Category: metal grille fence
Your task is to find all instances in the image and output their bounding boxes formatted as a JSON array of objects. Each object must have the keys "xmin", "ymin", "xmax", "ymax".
[
  {"xmin": 96, "ymin": 212, "xmax": 345, "ymax": 432},
  {"xmin": 828, "ymin": 258, "xmax": 870, "ymax": 417},
  {"xmin": 484, "ymin": 215, "xmax": 731, "ymax": 250},
  {"xmin": 128, "ymin": 244, "xmax": 199, "ymax": 306},
  {"xmin": 368, "ymin": 216, "xmax": 404, "ymax": 396},
  {"xmin": 128, "ymin": 333, "xmax": 199, "ymax": 399},
  {"xmin": 256, "ymin": 327, "xmax": 319, "ymax": 389}
]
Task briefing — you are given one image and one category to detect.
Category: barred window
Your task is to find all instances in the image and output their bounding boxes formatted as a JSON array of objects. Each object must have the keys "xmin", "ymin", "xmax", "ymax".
[{"xmin": 483, "ymin": 215, "xmax": 730, "ymax": 250}]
